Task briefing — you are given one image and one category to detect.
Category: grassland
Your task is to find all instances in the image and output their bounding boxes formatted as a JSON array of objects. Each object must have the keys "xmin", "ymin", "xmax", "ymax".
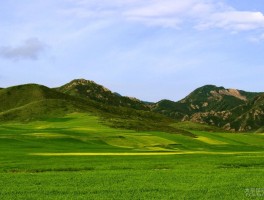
[{"xmin": 0, "ymin": 113, "xmax": 264, "ymax": 199}]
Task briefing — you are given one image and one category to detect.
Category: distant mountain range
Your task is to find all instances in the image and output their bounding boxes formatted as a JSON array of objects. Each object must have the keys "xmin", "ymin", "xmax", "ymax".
[
  {"xmin": 152, "ymin": 85, "xmax": 263, "ymax": 131},
  {"xmin": 1, "ymin": 79, "xmax": 263, "ymax": 132}
]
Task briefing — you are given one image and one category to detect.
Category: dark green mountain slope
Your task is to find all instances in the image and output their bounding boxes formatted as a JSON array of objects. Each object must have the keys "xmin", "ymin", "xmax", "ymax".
[
  {"xmin": 152, "ymin": 85, "xmax": 261, "ymax": 120},
  {"xmin": 152, "ymin": 100, "xmax": 189, "ymax": 119},
  {"xmin": 179, "ymin": 85, "xmax": 259, "ymax": 111},
  {"xmin": 0, "ymin": 99, "xmax": 84, "ymax": 121},
  {"xmin": 1, "ymin": 80, "xmax": 263, "ymax": 132},
  {"xmin": 56, "ymin": 79, "xmax": 149, "ymax": 110},
  {"xmin": 228, "ymin": 94, "xmax": 264, "ymax": 131},
  {"xmin": 0, "ymin": 84, "xmax": 72, "ymax": 113},
  {"xmin": 0, "ymin": 83, "xmax": 192, "ymax": 136},
  {"xmin": 0, "ymin": 84, "xmax": 96, "ymax": 121},
  {"xmin": 151, "ymin": 85, "xmax": 263, "ymax": 132},
  {"xmin": 187, "ymin": 93, "xmax": 264, "ymax": 131}
]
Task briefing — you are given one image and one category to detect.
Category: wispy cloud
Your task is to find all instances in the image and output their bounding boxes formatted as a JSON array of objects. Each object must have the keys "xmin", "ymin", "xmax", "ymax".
[
  {"xmin": 197, "ymin": 11, "xmax": 264, "ymax": 31},
  {"xmin": 0, "ymin": 38, "xmax": 46, "ymax": 61},
  {"xmin": 123, "ymin": 0, "xmax": 209, "ymax": 28},
  {"xmin": 249, "ymin": 33, "xmax": 264, "ymax": 42},
  {"xmin": 63, "ymin": 0, "xmax": 264, "ymax": 32}
]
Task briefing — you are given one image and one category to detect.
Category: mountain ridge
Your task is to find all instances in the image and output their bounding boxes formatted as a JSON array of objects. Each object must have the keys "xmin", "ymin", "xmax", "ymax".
[
  {"xmin": 1, "ymin": 79, "xmax": 263, "ymax": 132},
  {"xmin": 0, "ymin": 81, "xmax": 194, "ymax": 136},
  {"xmin": 56, "ymin": 79, "xmax": 150, "ymax": 110}
]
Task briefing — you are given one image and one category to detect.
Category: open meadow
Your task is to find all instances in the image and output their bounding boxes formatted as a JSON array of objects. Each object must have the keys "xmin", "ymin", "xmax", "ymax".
[{"xmin": 0, "ymin": 113, "xmax": 264, "ymax": 199}]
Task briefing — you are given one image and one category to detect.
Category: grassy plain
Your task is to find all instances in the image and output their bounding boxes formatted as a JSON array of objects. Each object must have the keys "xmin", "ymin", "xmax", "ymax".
[{"xmin": 0, "ymin": 113, "xmax": 263, "ymax": 199}]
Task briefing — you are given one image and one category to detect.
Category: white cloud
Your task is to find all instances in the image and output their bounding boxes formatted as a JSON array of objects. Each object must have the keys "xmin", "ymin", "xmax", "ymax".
[
  {"xmin": 198, "ymin": 11, "xmax": 264, "ymax": 31},
  {"xmin": 125, "ymin": 1, "xmax": 193, "ymax": 17},
  {"xmin": 123, "ymin": 0, "xmax": 194, "ymax": 28},
  {"xmin": 0, "ymin": 38, "xmax": 46, "ymax": 61},
  {"xmin": 64, "ymin": 0, "xmax": 264, "ymax": 32}
]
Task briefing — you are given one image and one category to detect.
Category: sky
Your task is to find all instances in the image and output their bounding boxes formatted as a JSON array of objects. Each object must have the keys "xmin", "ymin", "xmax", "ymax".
[{"xmin": 1, "ymin": 0, "xmax": 264, "ymax": 102}]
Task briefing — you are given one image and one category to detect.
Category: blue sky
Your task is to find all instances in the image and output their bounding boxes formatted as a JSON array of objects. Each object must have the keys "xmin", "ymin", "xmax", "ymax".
[{"xmin": 1, "ymin": 0, "xmax": 264, "ymax": 102}]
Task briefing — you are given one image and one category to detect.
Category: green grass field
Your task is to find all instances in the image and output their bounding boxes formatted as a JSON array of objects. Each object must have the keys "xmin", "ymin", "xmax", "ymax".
[{"xmin": 0, "ymin": 113, "xmax": 264, "ymax": 199}]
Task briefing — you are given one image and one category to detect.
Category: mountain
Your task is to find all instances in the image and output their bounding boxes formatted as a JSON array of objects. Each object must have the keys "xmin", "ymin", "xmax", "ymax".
[
  {"xmin": 179, "ymin": 85, "xmax": 259, "ymax": 111},
  {"xmin": 188, "ymin": 93, "xmax": 264, "ymax": 131},
  {"xmin": 221, "ymin": 93, "xmax": 264, "ymax": 131},
  {"xmin": 152, "ymin": 85, "xmax": 261, "ymax": 119},
  {"xmin": 151, "ymin": 99, "xmax": 189, "ymax": 119},
  {"xmin": 56, "ymin": 79, "xmax": 149, "ymax": 110},
  {"xmin": 151, "ymin": 85, "xmax": 263, "ymax": 131},
  {"xmin": 183, "ymin": 86, "xmax": 264, "ymax": 131},
  {"xmin": 0, "ymin": 80, "xmax": 263, "ymax": 132},
  {"xmin": 0, "ymin": 84, "xmax": 95, "ymax": 121},
  {"xmin": 0, "ymin": 84, "xmax": 69, "ymax": 113},
  {"xmin": 0, "ymin": 82, "xmax": 192, "ymax": 136}
]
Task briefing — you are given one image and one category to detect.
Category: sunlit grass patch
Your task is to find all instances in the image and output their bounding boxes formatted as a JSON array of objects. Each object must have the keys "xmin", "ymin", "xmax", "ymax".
[
  {"xmin": 29, "ymin": 152, "xmax": 183, "ymax": 156},
  {"xmin": 29, "ymin": 151, "xmax": 264, "ymax": 156},
  {"xmin": 146, "ymin": 146, "xmax": 174, "ymax": 151},
  {"xmin": 36, "ymin": 125, "xmax": 50, "ymax": 129},
  {"xmin": 195, "ymin": 136, "xmax": 227, "ymax": 145},
  {"xmin": 23, "ymin": 132, "xmax": 66, "ymax": 138},
  {"xmin": 70, "ymin": 127, "xmax": 96, "ymax": 131},
  {"xmin": 103, "ymin": 135, "xmax": 177, "ymax": 150}
]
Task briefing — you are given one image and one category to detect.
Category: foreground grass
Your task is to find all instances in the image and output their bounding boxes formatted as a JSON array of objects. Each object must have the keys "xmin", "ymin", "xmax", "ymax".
[
  {"xmin": 1, "ymin": 154, "xmax": 264, "ymax": 199},
  {"xmin": 0, "ymin": 113, "xmax": 263, "ymax": 199}
]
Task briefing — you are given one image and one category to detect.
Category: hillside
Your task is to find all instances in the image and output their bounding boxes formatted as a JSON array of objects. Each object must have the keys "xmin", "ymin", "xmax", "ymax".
[
  {"xmin": 179, "ymin": 85, "xmax": 259, "ymax": 111},
  {"xmin": 0, "ymin": 99, "xmax": 84, "ymax": 121},
  {"xmin": 152, "ymin": 85, "xmax": 261, "ymax": 119},
  {"xmin": 0, "ymin": 84, "xmax": 72, "ymax": 113},
  {"xmin": 151, "ymin": 85, "xmax": 263, "ymax": 131},
  {"xmin": 183, "ymin": 91, "xmax": 264, "ymax": 132},
  {"xmin": 151, "ymin": 99, "xmax": 189, "ymax": 119},
  {"xmin": 0, "ymin": 84, "xmax": 97, "ymax": 121},
  {"xmin": 226, "ymin": 93, "xmax": 264, "ymax": 131},
  {"xmin": 0, "ymin": 83, "xmax": 192, "ymax": 136},
  {"xmin": 56, "ymin": 79, "xmax": 149, "ymax": 110},
  {"xmin": 0, "ymin": 80, "xmax": 263, "ymax": 132}
]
